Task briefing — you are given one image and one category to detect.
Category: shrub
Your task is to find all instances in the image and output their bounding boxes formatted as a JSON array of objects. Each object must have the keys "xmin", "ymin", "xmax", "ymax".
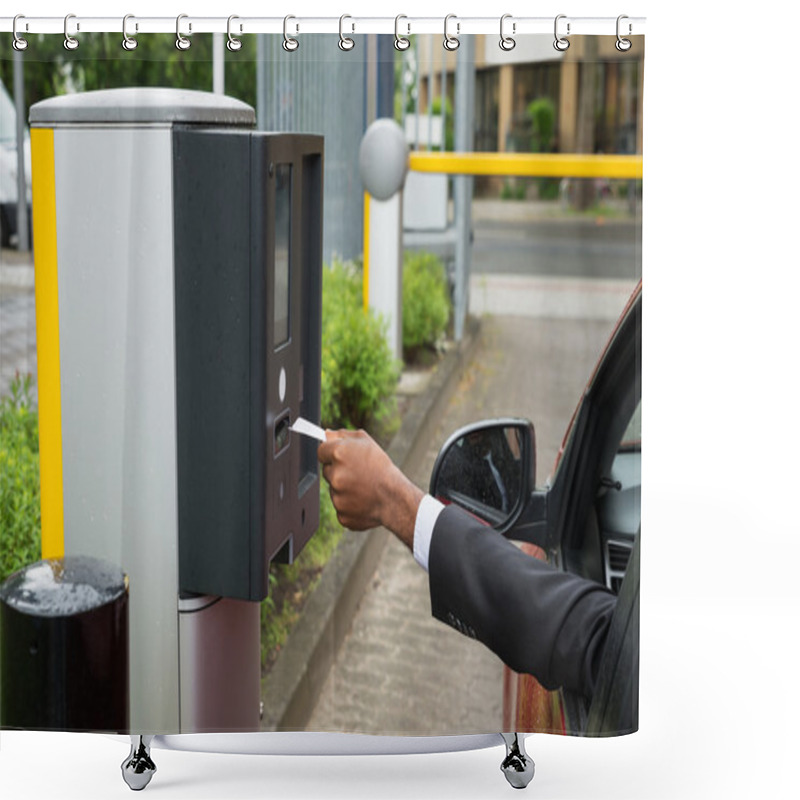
[
  {"xmin": 430, "ymin": 96, "xmax": 454, "ymax": 152},
  {"xmin": 0, "ymin": 373, "xmax": 41, "ymax": 584},
  {"xmin": 500, "ymin": 180, "xmax": 527, "ymax": 201},
  {"xmin": 526, "ymin": 97, "xmax": 556, "ymax": 154},
  {"xmin": 526, "ymin": 97, "xmax": 560, "ymax": 200},
  {"xmin": 320, "ymin": 258, "xmax": 400, "ymax": 431},
  {"xmin": 402, "ymin": 251, "xmax": 450, "ymax": 359}
]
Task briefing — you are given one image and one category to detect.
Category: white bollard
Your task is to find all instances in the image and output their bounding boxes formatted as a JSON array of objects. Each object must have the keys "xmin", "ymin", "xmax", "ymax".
[
  {"xmin": 366, "ymin": 193, "xmax": 403, "ymax": 359},
  {"xmin": 359, "ymin": 119, "xmax": 409, "ymax": 362}
]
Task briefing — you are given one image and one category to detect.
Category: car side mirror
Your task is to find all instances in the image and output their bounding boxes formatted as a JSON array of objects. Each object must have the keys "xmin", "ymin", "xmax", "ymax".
[{"xmin": 429, "ymin": 419, "xmax": 536, "ymax": 535}]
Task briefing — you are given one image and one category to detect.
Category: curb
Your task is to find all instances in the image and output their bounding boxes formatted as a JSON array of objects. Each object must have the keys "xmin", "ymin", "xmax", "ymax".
[{"xmin": 261, "ymin": 316, "xmax": 481, "ymax": 731}]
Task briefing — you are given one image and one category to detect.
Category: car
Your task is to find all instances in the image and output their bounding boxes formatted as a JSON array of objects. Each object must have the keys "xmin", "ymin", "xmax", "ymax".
[
  {"xmin": 0, "ymin": 78, "xmax": 32, "ymax": 249},
  {"xmin": 430, "ymin": 280, "xmax": 641, "ymax": 737}
]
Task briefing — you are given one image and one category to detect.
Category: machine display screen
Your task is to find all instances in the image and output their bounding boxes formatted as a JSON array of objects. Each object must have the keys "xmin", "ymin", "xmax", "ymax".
[{"xmin": 274, "ymin": 164, "xmax": 292, "ymax": 348}]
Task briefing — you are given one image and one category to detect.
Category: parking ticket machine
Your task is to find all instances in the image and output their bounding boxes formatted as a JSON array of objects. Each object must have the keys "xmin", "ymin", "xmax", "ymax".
[
  {"xmin": 29, "ymin": 88, "xmax": 323, "ymax": 732},
  {"xmin": 172, "ymin": 122, "xmax": 323, "ymax": 601}
]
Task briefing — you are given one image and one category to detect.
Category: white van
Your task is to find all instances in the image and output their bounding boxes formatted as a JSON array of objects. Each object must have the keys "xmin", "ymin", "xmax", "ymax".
[{"xmin": 0, "ymin": 78, "xmax": 32, "ymax": 249}]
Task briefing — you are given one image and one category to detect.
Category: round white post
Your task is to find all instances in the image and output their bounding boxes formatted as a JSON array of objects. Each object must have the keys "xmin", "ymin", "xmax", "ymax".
[{"xmin": 359, "ymin": 119, "xmax": 409, "ymax": 362}]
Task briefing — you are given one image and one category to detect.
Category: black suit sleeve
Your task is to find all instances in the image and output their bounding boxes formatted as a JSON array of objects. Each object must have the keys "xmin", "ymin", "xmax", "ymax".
[{"xmin": 428, "ymin": 504, "xmax": 616, "ymax": 699}]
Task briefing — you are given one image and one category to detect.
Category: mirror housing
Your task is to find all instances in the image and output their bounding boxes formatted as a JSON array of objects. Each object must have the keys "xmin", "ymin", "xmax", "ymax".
[{"xmin": 430, "ymin": 419, "xmax": 536, "ymax": 536}]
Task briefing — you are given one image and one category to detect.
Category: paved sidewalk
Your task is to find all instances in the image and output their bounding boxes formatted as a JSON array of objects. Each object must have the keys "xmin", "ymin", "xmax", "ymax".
[
  {"xmin": 307, "ymin": 295, "xmax": 629, "ymax": 735},
  {"xmin": 0, "ymin": 249, "xmax": 37, "ymax": 400}
]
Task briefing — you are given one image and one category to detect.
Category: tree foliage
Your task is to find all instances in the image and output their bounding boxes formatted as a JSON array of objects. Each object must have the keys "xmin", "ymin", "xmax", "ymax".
[{"xmin": 1, "ymin": 33, "xmax": 257, "ymax": 110}]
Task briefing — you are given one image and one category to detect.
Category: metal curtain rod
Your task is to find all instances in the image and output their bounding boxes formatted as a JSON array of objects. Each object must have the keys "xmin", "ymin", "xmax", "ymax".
[{"xmin": 0, "ymin": 15, "xmax": 646, "ymax": 37}]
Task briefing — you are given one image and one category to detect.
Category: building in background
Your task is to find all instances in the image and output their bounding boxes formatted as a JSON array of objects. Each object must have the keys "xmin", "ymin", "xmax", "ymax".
[{"xmin": 414, "ymin": 35, "xmax": 644, "ymax": 197}]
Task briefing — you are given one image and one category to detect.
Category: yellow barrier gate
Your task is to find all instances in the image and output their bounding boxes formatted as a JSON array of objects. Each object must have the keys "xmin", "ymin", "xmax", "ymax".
[
  {"xmin": 408, "ymin": 151, "xmax": 643, "ymax": 180},
  {"xmin": 363, "ymin": 150, "xmax": 642, "ymax": 316}
]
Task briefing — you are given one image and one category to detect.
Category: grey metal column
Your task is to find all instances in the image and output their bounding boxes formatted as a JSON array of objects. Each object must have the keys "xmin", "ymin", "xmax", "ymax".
[
  {"xmin": 29, "ymin": 88, "xmax": 257, "ymax": 734},
  {"xmin": 366, "ymin": 34, "xmax": 377, "ymax": 125},
  {"xmin": 427, "ymin": 34, "xmax": 434, "ymax": 148},
  {"xmin": 453, "ymin": 35, "xmax": 475, "ymax": 341},
  {"xmin": 414, "ymin": 36, "xmax": 421, "ymax": 149},
  {"xmin": 441, "ymin": 47, "xmax": 447, "ymax": 146}
]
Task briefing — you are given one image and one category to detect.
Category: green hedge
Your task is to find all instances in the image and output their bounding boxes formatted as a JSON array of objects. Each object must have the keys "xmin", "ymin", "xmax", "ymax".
[
  {"xmin": 402, "ymin": 251, "xmax": 450, "ymax": 359},
  {"xmin": 0, "ymin": 374, "xmax": 41, "ymax": 584},
  {"xmin": 320, "ymin": 258, "xmax": 400, "ymax": 431}
]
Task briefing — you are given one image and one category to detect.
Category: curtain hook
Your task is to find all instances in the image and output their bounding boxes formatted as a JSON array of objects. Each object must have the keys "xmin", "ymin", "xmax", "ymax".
[
  {"xmin": 443, "ymin": 14, "xmax": 460, "ymax": 51},
  {"xmin": 12, "ymin": 15, "xmax": 29, "ymax": 51},
  {"xmin": 227, "ymin": 15, "xmax": 243, "ymax": 51},
  {"xmin": 175, "ymin": 14, "xmax": 191, "ymax": 51},
  {"xmin": 553, "ymin": 14, "xmax": 570, "ymax": 51},
  {"xmin": 64, "ymin": 13, "xmax": 79, "ymax": 51},
  {"xmin": 339, "ymin": 14, "xmax": 355, "ymax": 51},
  {"xmin": 283, "ymin": 15, "xmax": 299, "ymax": 52},
  {"xmin": 499, "ymin": 14, "xmax": 516, "ymax": 51},
  {"xmin": 615, "ymin": 15, "xmax": 632, "ymax": 51},
  {"xmin": 122, "ymin": 14, "xmax": 138, "ymax": 51},
  {"xmin": 394, "ymin": 15, "xmax": 410, "ymax": 51}
]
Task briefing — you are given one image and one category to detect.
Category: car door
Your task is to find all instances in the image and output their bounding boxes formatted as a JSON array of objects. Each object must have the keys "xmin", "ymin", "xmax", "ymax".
[{"xmin": 509, "ymin": 283, "xmax": 641, "ymax": 735}]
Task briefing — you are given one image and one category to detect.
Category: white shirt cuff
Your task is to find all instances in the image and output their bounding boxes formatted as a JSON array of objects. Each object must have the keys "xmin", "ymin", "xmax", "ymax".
[{"xmin": 413, "ymin": 494, "xmax": 445, "ymax": 573}]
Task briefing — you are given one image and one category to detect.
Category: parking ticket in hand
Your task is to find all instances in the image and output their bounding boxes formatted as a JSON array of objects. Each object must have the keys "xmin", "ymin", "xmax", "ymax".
[{"xmin": 290, "ymin": 416, "xmax": 327, "ymax": 442}]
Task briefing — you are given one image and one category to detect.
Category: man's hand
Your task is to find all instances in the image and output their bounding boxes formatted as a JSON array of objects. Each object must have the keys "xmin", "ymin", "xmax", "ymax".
[{"xmin": 318, "ymin": 429, "xmax": 423, "ymax": 550}]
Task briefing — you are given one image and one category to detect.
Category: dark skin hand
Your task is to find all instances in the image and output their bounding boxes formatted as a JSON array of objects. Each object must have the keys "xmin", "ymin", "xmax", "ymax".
[{"xmin": 317, "ymin": 429, "xmax": 424, "ymax": 549}]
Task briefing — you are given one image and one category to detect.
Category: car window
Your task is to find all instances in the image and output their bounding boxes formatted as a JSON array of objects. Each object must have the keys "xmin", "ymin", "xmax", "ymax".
[
  {"xmin": 598, "ymin": 399, "xmax": 641, "ymax": 592},
  {"xmin": 620, "ymin": 401, "xmax": 641, "ymax": 449}
]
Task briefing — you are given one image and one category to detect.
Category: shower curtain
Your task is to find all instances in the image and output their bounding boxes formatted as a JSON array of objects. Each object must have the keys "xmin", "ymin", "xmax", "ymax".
[{"xmin": 0, "ymin": 14, "xmax": 643, "ymax": 794}]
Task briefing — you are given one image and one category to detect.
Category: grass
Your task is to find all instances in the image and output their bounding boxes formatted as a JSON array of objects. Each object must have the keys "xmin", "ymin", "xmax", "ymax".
[{"xmin": 0, "ymin": 373, "xmax": 41, "ymax": 585}]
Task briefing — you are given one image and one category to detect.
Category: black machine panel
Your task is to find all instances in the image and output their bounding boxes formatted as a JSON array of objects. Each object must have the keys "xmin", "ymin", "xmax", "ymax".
[{"xmin": 173, "ymin": 128, "xmax": 323, "ymax": 601}]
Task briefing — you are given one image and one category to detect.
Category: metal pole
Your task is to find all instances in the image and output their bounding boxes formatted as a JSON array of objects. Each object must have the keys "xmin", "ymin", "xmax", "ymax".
[
  {"xmin": 452, "ymin": 35, "xmax": 475, "ymax": 341},
  {"xmin": 414, "ymin": 36, "xmax": 420, "ymax": 150},
  {"xmin": 212, "ymin": 32, "xmax": 225, "ymax": 94},
  {"xmin": 366, "ymin": 34, "xmax": 377, "ymax": 126},
  {"xmin": 256, "ymin": 35, "xmax": 266, "ymax": 130},
  {"xmin": 441, "ymin": 48, "xmax": 447, "ymax": 150},
  {"xmin": 427, "ymin": 34, "xmax": 434, "ymax": 148},
  {"xmin": 13, "ymin": 50, "xmax": 30, "ymax": 252},
  {"xmin": 401, "ymin": 51, "xmax": 408, "ymax": 133}
]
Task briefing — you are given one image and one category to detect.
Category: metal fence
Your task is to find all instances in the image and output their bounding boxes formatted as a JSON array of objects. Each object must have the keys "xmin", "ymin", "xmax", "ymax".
[{"xmin": 255, "ymin": 35, "xmax": 367, "ymax": 265}]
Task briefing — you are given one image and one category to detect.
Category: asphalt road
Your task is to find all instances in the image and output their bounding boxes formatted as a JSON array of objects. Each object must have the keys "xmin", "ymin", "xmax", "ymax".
[{"xmin": 471, "ymin": 217, "xmax": 642, "ymax": 281}]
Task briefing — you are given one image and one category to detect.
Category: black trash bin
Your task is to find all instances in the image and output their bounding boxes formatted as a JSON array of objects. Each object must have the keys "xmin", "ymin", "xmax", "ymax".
[{"xmin": 0, "ymin": 555, "xmax": 128, "ymax": 731}]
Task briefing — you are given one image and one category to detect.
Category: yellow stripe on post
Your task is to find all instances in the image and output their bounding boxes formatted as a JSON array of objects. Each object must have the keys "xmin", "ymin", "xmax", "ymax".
[
  {"xmin": 362, "ymin": 190, "xmax": 370, "ymax": 312},
  {"xmin": 409, "ymin": 151, "xmax": 643, "ymax": 180},
  {"xmin": 31, "ymin": 127, "xmax": 65, "ymax": 560}
]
